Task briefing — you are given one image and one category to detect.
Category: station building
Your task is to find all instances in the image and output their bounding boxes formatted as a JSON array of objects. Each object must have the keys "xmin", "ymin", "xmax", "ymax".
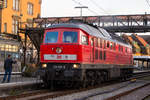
[{"xmin": 0, "ymin": 0, "xmax": 41, "ymax": 72}]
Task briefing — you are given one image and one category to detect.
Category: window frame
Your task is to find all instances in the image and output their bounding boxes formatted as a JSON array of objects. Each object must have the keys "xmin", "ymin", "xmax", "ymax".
[
  {"xmin": 107, "ymin": 41, "xmax": 110, "ymax": 48},
  {"xmin": 99, "ymin": 50, "xmax": 103, "ymax": 60},
  {"xmin": 81, "ymin": 35, "xmax": 88, "ymax": 45},
  {"xmin": 12, "ymin": 18, "xmax": 19, "ymax": 34},
  {"xmin": 95, "ymin": 49, "xmax": 98, "ymax": 60},
  {"xmin": 104, "ymin": 40, "xmax": 106, "ymax": 49},
  {"xmin": 4, "ymin": 23, "xmax": 7, "ymax": 33},
  {"xmin": 95, "ymin": 38, "xmax": 98, "ymax": 47},
  {"xmin": 63, "ymin": 31, "xmax": 78, "ymax": 43},
  {"xmin": 110, "ymin": 42, "xmax": 113, "ymax": 50},
  {"xmin": 27, "ymin": 2, "xmax": 33, "ymax": 15},
  {"xmin": 114, "ymin": 43, "xmax": 116, "ymax": 50},
  {"xmin": 13, "ymin": 0, "xmax": 20, "ymax": 11},
  {"xmin": 4, "ymin": 0, "xmax": 7, "ymax": 8},
  {"xmin": 44, "ymin": 31, "xmax": 59, "ymax": 43}
]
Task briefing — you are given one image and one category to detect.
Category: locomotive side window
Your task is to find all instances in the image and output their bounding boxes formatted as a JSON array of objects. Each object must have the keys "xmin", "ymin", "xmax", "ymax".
[
  {"xmin": 119, "ymin": 45, "xmax": 123, "ymax": 52},
  {"xmin": 121, "ymin": 46, "xmax": 123, "ymax": 52},
  {"xmin": 107, "ymin": 41, "xmax": 110, "ymax": 48},
  {"xmin": 99, "ymin": 50, "xmax": 103, "ymax": 60},
  {"xmin": 95, "ymin": 38, "xmax": 98, "ymax": 47},
  {"xmin": 125, "ymin": 47, "xmax": 127, "ymax": 53},
  {"xmin": 104, "ymin": 51, "xmax": 106, "ymax": 60},
  {"xmin": 81, "ymin": 35, "xmax": 88, "ymax": 45},
  {"xmin": 100, "ymin": 39, "xmax": 102, "ymax": 48},
  {"xmin": 110, "ymin": 42, "xmax": 113, "ymax": 49},
  {"xmin": 63, "ymin": 31, "xmax": 78, "ymax": 43},
  {"xmin": 95, "ymin": 49, "xmax": 98, "ymax": 60},
  {"xmin": 45, "ymin": 32, "xmax": 58, "ymax": 43},
  {"xmin": 104, "ymin": 40, "xmax": 106, "ymax": 49},
  {"xmin": 114, "ymin": 43, "xmax": 116, "ymax": 50},
  {"xmin": 119, "ymin": 45, "xmax": 121, "ymax": 51},
  {"xmin": 91, "ymin": 39, "xmax": 94, "ymax": 46}
]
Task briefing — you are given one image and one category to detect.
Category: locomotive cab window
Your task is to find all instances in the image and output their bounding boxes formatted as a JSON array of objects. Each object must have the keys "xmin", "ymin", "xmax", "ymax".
[
  {"xmin": 44, "ymin": 31, "xmax": 58, "ymax": 43},
  {"xmin": 63, "ymin": 31, "xmax": 78, "ymax": 43},
  {"xmin": 81, "ymin": 35, "xmax": 88, "ymax": 45}
]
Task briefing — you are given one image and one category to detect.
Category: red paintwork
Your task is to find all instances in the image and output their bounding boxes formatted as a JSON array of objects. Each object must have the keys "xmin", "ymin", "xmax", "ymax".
[{"xmin": 40, "ymin": 27, "xmax": 133, "ymax": 65}]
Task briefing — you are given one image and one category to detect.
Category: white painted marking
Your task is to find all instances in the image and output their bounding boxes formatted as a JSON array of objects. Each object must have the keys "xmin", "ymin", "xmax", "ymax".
[{"xmin": 44, "ymin": 54, "xmax": 77, "ymax": 60}]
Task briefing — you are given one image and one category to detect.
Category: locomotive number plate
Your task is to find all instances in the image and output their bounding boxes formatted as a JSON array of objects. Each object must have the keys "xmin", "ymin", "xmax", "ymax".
[
  {"xmin": 44, "ymin": 54, "xmax": 77, "ymax": 60},
  {"xmin": 64, "ymin": 70, "xmax": 74, "ymax": 77}
]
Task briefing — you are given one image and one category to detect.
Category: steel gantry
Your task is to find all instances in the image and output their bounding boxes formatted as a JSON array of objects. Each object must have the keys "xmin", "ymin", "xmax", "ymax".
[{"xmin": 33, "ymin": 14, "xmax": 150, "ymax": 33}]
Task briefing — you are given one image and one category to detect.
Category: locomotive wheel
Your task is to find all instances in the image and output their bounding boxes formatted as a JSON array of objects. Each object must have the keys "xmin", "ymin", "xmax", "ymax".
[
  {"xmin": 82, "ymin": 76, "xmax": 88, "ymax": 88},
  {"xmin": 86, "ymin": 71, "xmax": 97, "ymax": 86},
  {"xmin": 43, "ymin": 80, "xmax": 51, "ymax": 88},
  {"xmin": 96, "ymin": 71, "xmax": 102, "ymax": 85},
  {"xmin": 74, "ymin": 81, "xmax": 82, "ymax": 88},
  {"xmin": 103, "ymin": 72, "xmax": 108, "ymax": 81},
  {"xmin": 65, "ymin": 81, "xmax": 74, "ymax": 88},
  {"xmin": 42, "ymin": 74, "xmax": 51, "ymax": 88}
]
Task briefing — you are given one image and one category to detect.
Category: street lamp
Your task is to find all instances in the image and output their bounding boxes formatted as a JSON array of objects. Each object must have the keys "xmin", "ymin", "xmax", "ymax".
[{"xmin": 75, "ymin": 6, "xmax": 88, "ymax": 17}]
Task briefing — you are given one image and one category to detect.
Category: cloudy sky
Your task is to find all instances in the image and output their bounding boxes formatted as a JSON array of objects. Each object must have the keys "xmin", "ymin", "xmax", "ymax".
[{"xmin": 41, "ymin": 0, "xmax": 150, "ymax": 17}]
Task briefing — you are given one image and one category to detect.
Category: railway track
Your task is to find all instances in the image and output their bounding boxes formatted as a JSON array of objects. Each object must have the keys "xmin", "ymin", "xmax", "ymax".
[{"xmin": 1, "ymin": 71, "xmax": 150, "ymax": 100}]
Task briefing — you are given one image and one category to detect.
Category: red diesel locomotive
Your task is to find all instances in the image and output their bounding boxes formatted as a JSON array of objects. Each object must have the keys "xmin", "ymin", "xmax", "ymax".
[{"xmin": 40, "ymin": 22, "xmax": 133, "ymax": 87}]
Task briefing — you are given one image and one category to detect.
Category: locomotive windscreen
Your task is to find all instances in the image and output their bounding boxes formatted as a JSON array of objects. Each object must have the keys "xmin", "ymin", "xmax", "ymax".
[
  {"xmin": 63, "ymin": 31, "xmax": 78, "ymax": 43},
  {"xmin": 45, "ymin": 31, "xmax": 58, "ymax": 43}
]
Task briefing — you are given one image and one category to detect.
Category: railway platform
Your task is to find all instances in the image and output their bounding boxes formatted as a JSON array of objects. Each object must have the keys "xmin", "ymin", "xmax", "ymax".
[
  {"xmin": 0, "ymin": 72, "xmax": 42, "ymax": 93},
  {"xmin": 0, "ymin": 72, "xmax": 21, "ymax": 75},
  {"xmin": 0, "ymin": 72, "xmax": 37, "ymax": 83},
  {"xmin": 0, "ymin": 69, "xmax": 149, "ymax": 85},
  {"xmin": 133, "ymin": 68, "xmax": 150, "ymax": 73}
]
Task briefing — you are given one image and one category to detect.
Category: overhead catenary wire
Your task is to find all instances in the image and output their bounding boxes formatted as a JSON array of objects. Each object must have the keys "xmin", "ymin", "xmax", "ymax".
[
  {"xmin": 146, "ymin": 0, "xmax": 150, "ymax": 8},
  {"xmin": 88, "ymin": 0, "xmax": 109, "ymax": 14},
  {"xmin": 72, "ymin": 0, "xmax": 99, "ymax": 15},
  {"xmin": 72, "ymin": 0, "xmax": 82, "ymax": 6}
]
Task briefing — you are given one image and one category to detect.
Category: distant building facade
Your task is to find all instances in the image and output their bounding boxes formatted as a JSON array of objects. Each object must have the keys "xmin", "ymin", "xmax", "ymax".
[{"xmin": 0, "ymin": 0, "xmax": 41, "ymax": 72}]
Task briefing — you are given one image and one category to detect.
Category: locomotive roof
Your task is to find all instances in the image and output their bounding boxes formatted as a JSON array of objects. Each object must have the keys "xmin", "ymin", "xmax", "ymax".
[{"xmin": 47, "ymin": 23, "xmax": 130, "ymax": 46}]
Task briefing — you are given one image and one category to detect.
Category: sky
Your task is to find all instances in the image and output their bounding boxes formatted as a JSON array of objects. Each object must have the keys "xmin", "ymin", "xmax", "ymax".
[{"xmin": 41, "ymin": 0, "xmax": 150, "ymax": 17}]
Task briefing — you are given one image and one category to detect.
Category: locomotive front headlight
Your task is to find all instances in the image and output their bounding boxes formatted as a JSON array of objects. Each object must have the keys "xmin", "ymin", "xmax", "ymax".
[
  {"xmin": 56, "ymin": 47, "xmax": 62, "ymax": 54},
  {"xmin": 73, "ymin": 64, "xmax": 79, "ymax": 69},
  {"xmin": 42, "ymin": 64, "xmax": 47, "ymax": 68}
]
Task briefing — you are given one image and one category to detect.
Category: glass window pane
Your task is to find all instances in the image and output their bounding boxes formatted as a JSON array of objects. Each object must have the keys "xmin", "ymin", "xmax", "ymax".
[
  {"xmin": 4, "ymin": 0, "xmax": 7, "ymax": 8},
  {"xmin": 63, "ymin": 31, "xmax": 78, "ymax": 43},
  {"xmin": 27, "ymin": 4, "xmax": 29, "ymax": 14},
  {"xmin": 13, "ymin": 0, "xmax": 15, "ymax": 9},
  {"xmin": 27, "ymin": 3, "xmax": 33, "ymax": 15},
  {"xmin": 4, "ymin": 23, "xmax": 7, "ymax": 33},
  {"xmin": 81, "ymin": 35, "xmax": 88, "ymax": 45},
  {"xmin": 44, "ymin": 32, "xmax": 58, "ymax": 43},
  {"xmin": 16, "ymin": 0, "xmax": 18, "ymax": 10}
]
